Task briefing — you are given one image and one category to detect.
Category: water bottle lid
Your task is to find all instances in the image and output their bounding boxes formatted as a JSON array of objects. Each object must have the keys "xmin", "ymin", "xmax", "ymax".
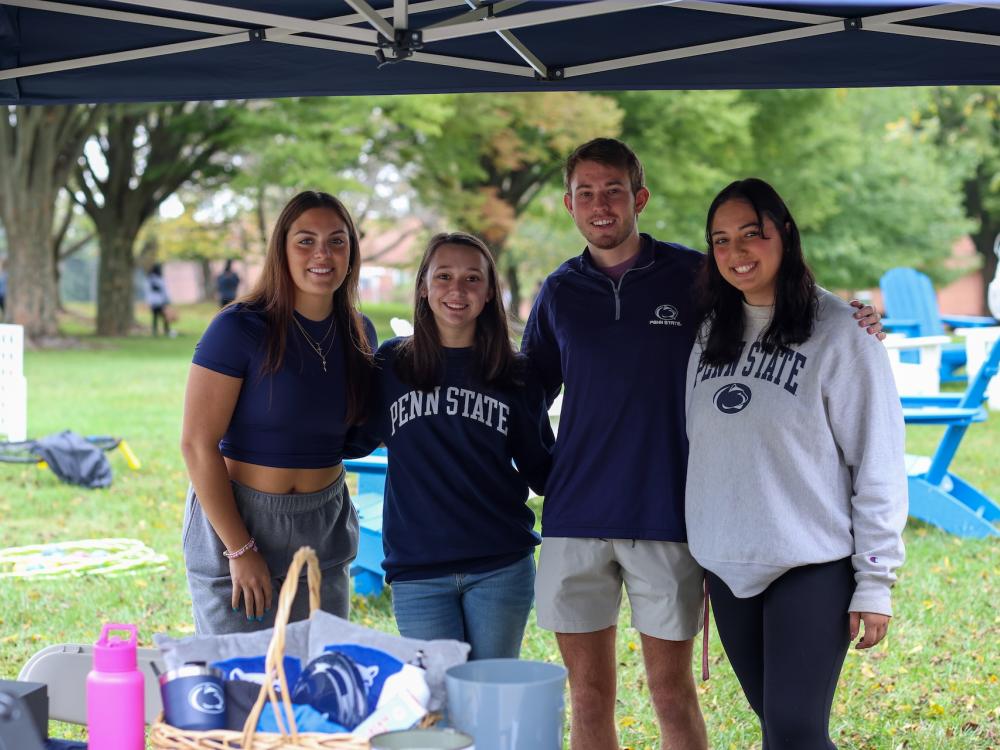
[{"xmin": 93, "ymin": 623, "xmax": 138, "ymax": 672}]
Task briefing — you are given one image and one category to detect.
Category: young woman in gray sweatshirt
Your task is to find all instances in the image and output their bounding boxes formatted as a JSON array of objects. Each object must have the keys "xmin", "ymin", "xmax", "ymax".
[{"xmin": 685, "ymin": 178, "xmax": 907, "ymax": 750}]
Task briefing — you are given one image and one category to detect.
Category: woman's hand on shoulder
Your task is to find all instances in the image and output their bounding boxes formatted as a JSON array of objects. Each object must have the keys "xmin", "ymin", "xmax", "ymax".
[
  {"xmin": 229, "ymin": 548, "xmax": 274, "ymax": 621},
  {"xmin": 849, "ymin": 610, "xmax": 891, "ymax": 649}
]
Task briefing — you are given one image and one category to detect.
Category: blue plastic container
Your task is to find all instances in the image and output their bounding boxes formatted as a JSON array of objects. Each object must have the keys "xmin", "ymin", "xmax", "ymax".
[{"xmin": 445, "ymin": 659, "xmax": 566, "ymax": 750}]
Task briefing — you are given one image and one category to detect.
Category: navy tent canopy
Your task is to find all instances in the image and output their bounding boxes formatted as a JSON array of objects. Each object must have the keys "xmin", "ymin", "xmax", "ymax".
[{"xmin": 1, "ymin": 0, "xmax": 1000, "ymax": 104}]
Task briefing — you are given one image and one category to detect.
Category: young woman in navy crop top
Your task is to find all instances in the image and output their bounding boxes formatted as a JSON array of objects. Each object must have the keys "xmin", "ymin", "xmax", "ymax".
[
  {"xmin": 347, "ymin": 232, "xmax": 554, "ymax": 659},
  {"xmin": 181, "ymin": 191, "xmax": 375, "ymax": 634}
]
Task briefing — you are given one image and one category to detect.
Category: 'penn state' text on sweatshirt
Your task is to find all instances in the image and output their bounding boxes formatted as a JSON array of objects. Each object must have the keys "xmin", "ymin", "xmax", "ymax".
[
  {"xmin": 346, "ymin": 338, "xmax": 555, "ymax": 583},
  {"xmin": 521, "ymin": 235, "xmax": 704, "ymax": 541}
]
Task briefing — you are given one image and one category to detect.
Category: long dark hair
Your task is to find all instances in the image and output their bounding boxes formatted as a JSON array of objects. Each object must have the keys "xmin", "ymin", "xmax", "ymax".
[
  {"xmin": 241, "ymin": 190, "xmax": 373, "ymax": 424},
  {"xmin": 697, "ymin": 178, "xmax": 817, "ymax": 366},
  {"xmin": 396, "ymin": 232, "xmax": 519, "ymax": 391}
]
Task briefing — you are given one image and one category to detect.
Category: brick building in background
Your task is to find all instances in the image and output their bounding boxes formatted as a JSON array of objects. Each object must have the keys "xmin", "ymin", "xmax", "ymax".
[{"xmin": 157, "ymin": 218, "xmax": 422, "ymax": 306}]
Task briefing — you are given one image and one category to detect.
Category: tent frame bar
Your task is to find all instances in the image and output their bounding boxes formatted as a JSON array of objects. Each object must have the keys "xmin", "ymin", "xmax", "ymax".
[{"xmin": 3, "ymin": 0, "xmax": 999, "ymax": 87}]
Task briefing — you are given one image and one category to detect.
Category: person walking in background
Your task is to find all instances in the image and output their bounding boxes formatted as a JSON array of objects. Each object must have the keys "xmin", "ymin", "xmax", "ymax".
[
  {"xmin": 347, "ymin": 232, "xmax": 553, "ymax": 660},
  {"xmin": 180, "ymin": 190, "xmax": 376, "ymax": 634},
  {"xmin": 685, "ymin": 178, "xmax": 906, "ymax": 749},
  {"xmin": 0, "ymin": 259, "xmax": 7, "ymax": 319},
  {"xmin": 145, "ymin": 263, "xmax": 173, "ymax": 337},
  {"xmin": 216, "ymin": 259, "xmax": 240, "ymax": 308}
]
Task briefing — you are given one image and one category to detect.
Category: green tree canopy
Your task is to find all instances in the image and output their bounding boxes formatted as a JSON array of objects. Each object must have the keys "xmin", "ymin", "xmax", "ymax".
[
  {"xmin": 393, "ymin": 91, "xmax": 623, "ymax": 312},
  {"xmin": 916, "ymin": 86, "xmax": 1000, "ymax": 295},
  {"xmin": 619, "ymin": 89, "xmax": 969, "ymax": 293},
  {"xmin": 75, "ymin": 102, "xmax": 243, "ymax": 335}
]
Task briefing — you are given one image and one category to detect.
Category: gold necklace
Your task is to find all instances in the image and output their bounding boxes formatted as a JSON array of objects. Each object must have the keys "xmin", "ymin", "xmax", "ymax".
[{"xmin": 292, "ymin": 313, "xmax": 337, "ymax": 372}]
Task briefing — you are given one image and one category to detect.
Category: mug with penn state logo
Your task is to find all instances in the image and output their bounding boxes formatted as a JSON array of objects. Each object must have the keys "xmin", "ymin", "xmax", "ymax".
[{"xmin": 158, "ymin": 663, "xmax": 226, "ymax": 731}]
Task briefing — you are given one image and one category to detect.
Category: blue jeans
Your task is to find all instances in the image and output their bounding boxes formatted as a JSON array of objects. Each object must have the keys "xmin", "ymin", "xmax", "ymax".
[{"xmin": 391, "ymin": 554, "xmax": 536, "ymax": 660}]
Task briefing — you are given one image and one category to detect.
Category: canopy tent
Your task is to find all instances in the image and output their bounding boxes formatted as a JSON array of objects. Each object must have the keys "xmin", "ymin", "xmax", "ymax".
[{"xmin": 2, "ymin": 0, "xmax": 1000, "ymax": 104}]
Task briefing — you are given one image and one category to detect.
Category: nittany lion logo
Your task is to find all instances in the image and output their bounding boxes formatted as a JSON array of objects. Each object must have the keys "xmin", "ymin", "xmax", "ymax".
[
  {"xmin": 188, "ymin": 682, "xmax": 225, "ymax": 715},
  {"xmin": 713, "ymin": 383, "xmax": 752, "ymax": 414},
  {"xmin": 654, "ymin": 304, "xmax": 679, "ymax": 321}
]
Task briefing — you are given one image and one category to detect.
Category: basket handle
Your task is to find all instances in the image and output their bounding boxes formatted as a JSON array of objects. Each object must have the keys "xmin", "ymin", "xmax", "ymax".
[{"xmin": 241, "ymin": 545, "xmax": 323, "ymax": 746}]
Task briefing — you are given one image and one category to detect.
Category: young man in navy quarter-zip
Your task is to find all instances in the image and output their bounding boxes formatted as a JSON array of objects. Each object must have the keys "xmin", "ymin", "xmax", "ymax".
[{"xmin": 522, "ymin": 138, "xmax": 708, "ymax": 750}]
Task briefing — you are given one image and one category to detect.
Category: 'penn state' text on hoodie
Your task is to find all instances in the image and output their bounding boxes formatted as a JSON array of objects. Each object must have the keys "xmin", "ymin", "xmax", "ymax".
[{"xmin": 522, "ymin": 234, "xmax": 704, "ymax": 541}]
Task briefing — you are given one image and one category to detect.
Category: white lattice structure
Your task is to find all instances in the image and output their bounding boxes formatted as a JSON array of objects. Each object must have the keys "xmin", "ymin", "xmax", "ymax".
[{"xmin": 0, "ymin": 324, "xmax": 27, "ymax": 442}]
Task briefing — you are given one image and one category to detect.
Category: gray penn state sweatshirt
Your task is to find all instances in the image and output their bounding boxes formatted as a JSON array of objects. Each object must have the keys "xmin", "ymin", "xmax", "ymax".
[{"xmin": 684, "ymin": 289, "xmax": 907, "ymax": 616}]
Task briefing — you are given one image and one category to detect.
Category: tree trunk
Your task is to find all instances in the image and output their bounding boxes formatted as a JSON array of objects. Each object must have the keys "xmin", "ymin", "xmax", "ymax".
[
  {"xmin": 6, "ymin": 207, "xmax": 60, "ymax": 338},
  {"xmin": 200, "ymin": 258, "xmax": 214, "ymax": 302},
  {"xmin": 973, "ymin": 222, "xmax": 1000, "ymax": 314},
  {"xmin": 504, "ymin": 263, "xmax": 523, "ymax": 322},
  {"xmin": 53, "ymin": 251, "xmax": 65, "ymax": 314},
  {"xmin": 96, "ymin": 230, "xmax": 137, "ymax": 336},
  {"xmin": 964, "ymin": 173, "xmax": 1000, "ymax": 314},
  {"xmin": 0, "ymin": 105, "xmax": 98, "ymax": 340},
  {"xmin": 255, "ymin": 185, "xmax": 269, "ymax": 249}
]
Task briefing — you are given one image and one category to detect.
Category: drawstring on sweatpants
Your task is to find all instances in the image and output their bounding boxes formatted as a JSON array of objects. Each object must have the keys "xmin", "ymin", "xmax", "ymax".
[{"xmin": 701, "ymin": 574, "xmax": 711, "ymax": 681}]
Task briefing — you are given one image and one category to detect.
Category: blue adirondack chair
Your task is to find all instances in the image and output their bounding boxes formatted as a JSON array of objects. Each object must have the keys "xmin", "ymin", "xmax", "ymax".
[
  {"xmin": 901, "ymin": 334, "xmax": 1000, "ymax": 538},
  {"xmin": 345, "ymin": 447, "xmax": 388, "ymax": 596},
  {"xmin": 880, "ymin": 267, "xmax": 997, "ymax": 383}
]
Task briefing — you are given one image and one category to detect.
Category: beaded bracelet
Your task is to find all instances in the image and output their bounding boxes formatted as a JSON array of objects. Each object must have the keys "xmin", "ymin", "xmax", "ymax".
[{"xmin": 223, "ymin": 537, "xmax": 258, "ymax": 559}]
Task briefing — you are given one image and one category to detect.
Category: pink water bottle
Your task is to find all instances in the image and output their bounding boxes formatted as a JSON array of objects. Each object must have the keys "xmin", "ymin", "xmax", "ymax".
[{"xmin": 86, "ymin": 623, "xmax": 145, "ymax": 750}]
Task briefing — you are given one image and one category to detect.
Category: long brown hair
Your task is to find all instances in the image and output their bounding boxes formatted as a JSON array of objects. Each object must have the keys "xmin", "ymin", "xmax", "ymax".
[
  {"xmin": 396, "ymin": 232, "xmax": 519, "ymax": 391},
  {"xmin": 241, "ymin": 190, "xmax": 373, "ymax": 424}
]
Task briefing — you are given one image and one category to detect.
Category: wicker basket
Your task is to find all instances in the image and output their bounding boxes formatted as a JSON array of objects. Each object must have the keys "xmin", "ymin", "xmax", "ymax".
[{"xmin": 149, "ymin": 547, "xmax": 370, "ymax": 749}]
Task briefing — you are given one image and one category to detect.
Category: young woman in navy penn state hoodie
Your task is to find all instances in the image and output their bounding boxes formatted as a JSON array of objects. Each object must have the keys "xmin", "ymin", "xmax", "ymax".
[
  {"xmin": 347, "ymin": 232, "xmax": 555, "ymax": 660},
  {"xmin": 181, "ymin": 191, "xmax": 376, "ymax": 634}
]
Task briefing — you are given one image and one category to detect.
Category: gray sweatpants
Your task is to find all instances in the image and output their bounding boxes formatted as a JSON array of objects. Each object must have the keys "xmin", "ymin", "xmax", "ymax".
[{"xmin": 182, "ymin": 472, "xmax": 359, "ymax": 635}]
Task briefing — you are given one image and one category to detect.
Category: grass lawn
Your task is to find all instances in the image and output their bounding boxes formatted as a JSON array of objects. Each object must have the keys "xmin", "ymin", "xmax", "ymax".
[{"xmin": 1, "ymin": 302, "xmax": 998, "ymax": 749}]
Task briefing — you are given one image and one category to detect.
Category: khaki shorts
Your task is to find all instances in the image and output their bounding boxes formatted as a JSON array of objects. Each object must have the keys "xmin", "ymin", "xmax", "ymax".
[{"xmin": 535, "ymin": 537, "xmax": 704, "ymax": 641}]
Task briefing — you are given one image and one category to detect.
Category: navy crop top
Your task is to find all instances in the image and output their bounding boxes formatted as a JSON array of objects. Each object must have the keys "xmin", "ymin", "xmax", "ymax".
[{"xmin": 192, "ymin": 304, "xmax": 377, "ymax": 468}]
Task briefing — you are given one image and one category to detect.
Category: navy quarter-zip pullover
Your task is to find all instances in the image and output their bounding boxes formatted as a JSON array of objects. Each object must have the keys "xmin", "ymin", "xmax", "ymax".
[
  {"xmin": 521, "ymin": 234, "xmax": 704, "ymax": 541},
  {"xmin": 346, "ymin": 339, "xmax": 555, "ymax": 583}
]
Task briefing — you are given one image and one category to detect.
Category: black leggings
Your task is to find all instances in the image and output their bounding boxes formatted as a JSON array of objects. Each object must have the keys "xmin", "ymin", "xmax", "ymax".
[
  {"xmin": 708, "ymin": 558, "xmax": 854, "ymax": 750},
  {"xmin": 151, "ymin": 305, "xmax": 170, "ymax": 336}
]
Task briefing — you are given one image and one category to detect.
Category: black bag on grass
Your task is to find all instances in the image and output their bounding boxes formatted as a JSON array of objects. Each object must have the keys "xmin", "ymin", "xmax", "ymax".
[{"xmin": 33, "ymin": 430, "xmax": 113, "ymax": 489}]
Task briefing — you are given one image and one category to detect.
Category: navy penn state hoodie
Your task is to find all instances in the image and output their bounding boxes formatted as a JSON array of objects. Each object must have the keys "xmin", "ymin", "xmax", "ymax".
[
  {"xmin": 346, "ymin": 338, "xmax": 555, "ymax": 583},
  {"xmin": 521, "ymin": 234, "xmax": 704, "ymax": 541}
]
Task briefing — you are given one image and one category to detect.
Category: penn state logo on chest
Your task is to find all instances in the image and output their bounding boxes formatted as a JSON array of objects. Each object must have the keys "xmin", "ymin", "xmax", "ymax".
[
  {"xmin": 389, "ymin": 385, "xmax": 509, "ymax": 436},
  {"xmin": 649, "ymin": 303, "xmax": 683, "ymax": 327},
  {"xmin": 713, "ymin": 383, "xmax": 752, "ymax": 414}
]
